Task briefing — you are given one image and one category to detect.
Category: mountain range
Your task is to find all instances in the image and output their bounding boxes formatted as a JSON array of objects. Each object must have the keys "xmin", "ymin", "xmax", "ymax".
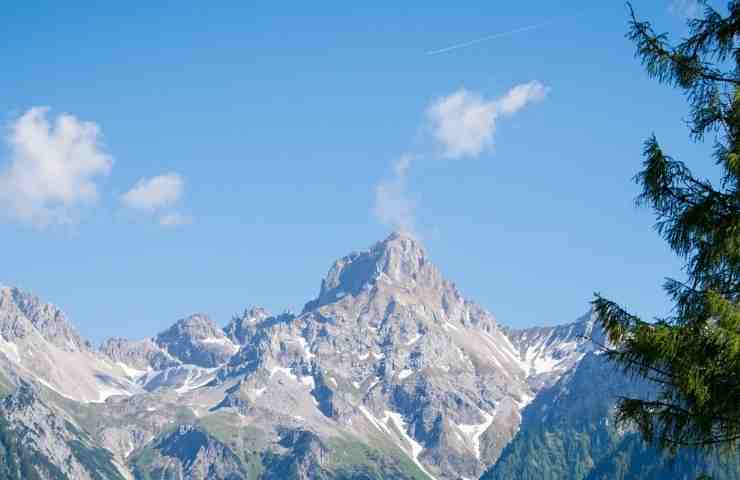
[{"xmin": 0, "ymin": 232, "xmax": 736, "ymax": 479}]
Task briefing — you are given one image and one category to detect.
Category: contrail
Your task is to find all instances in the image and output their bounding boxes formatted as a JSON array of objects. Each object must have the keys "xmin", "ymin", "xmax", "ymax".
[{"xmin": 426, "ymin": 21, "xmax": 548, "ymax": 55}]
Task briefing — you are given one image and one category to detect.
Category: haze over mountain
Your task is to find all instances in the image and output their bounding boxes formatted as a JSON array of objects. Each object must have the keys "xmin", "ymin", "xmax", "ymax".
[{"xmin": 0, "ymin": 233, "xmax": 733, "ymax": 479}]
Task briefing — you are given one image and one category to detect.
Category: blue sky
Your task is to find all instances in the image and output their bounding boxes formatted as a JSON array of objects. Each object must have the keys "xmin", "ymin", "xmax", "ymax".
[{"xmin": 0, "ymin": 1, "xmax": 713, "ymax": 342}]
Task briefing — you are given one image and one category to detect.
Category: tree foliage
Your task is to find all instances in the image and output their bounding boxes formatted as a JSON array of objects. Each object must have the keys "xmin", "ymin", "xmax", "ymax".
[{"xmin": 593, "ymin": 1, "xmax": 740, "ymax": 451}]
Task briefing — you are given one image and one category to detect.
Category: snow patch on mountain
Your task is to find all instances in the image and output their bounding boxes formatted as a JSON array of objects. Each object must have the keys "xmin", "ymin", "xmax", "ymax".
[
  {"xmin": 458, "ymin": 410, "xmax": 495, "ymax": 460},
  {"xmin": 0, "ymin": 337, "xmax": 20, "ymax": 363},
  {"xmin": 384, "ymin": 410, "xmax": 436, "ymax": 479},
  {"xmin": 398, "ymin": 368, "xmax": 414, "ymax": 380},
  {"xmin": 117, "ymin": 362, "xmax": 147, "ymax": 379},
  {"xmin": 505, "ymin": 311, "xmax": 600, "ymax": 391}
]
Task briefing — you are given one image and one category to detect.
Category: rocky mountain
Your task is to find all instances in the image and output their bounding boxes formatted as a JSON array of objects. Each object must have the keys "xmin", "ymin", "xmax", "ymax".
[
  {"xmin": 155, "ymin": 313, "xmax": 239, "ymax": 368},
  {"xmin": 211, "ymin": 232, "xmax": 544, "ymax": 479},
  {"xmin": 0, "ymin": 232, "xmax": 735, "ymax": 479},
  {"xmin": 100, "ymin": 313, "xmax": 239, "ymax": 393}
]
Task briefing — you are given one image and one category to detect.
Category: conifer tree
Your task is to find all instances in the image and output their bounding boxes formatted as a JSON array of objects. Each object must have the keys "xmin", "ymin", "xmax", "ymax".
[{"xmin": 593, "ymin": 1, "xmax": 740, "ymax": 451}]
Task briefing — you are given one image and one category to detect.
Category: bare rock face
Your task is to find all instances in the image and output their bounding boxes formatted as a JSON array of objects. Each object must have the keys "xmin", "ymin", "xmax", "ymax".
[
  {"xmin": 101, "ymin": 337, "xmax": 180, "ymax": 371},
  {"xmin": 155, "ymin": 313, "xmax": 238, "ymax": 368},
  {"xmin": 224, "ymin": 306, "xmax": 271, "ymax": 345},
  {"xmin": 304, "ymin": 231, "xmax": 446, "ymax": 311},
  {"xmin": 132, "ymin": 424, "xmax": 246, "ymax": 480},
  {"xmin": 261, "ymin": 429, "xmax": 330, "ymax": 480},
  {"xmin": 102, "ymin": 314, "xmax": 240, "ymax": 374},
  {"xmin": 0, "ymin": 286, "xmax": 90, "ymax": 352}
]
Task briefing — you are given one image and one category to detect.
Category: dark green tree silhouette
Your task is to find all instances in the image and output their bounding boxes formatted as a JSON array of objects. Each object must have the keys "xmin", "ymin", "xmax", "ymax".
[{"xmin": 593, "ymin": 1, "xmax": 740, "ymax": 451}]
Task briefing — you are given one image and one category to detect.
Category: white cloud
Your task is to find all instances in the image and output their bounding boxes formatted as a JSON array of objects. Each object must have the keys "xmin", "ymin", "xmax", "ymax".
[
  {"xmin": 121, "ymin": 173, "xmax": 184, "ymax": 211},
  {"xmin": 496, "ymin": 81, "xmax": 550, "ymax": 115},
  {"xmin": 159, "ymin": 212, "xmax": 193, "ymax": 227},
  {"xmin": 669, "ymin": 0, "xmax": 701, "ymax": 18},
  {"xmin": 0, "ymin": 107, "xmax": 113, "ymax": 227},
  {"xmin": 373, "ymin": 81, "xmax": 549, "ymax": 234},
  {"xmin": 426, "ymin": 90, "xmax": 497, "ymax": 159},
  {"xmin": 373, "ymin": 154, "xmax": 416, "ymax": 234},
  {"xmin": 121, "ymin": 173, "xmax": 191, "ymax": 227},
  {"xmin": 426, "ymin": 81, "xmax": 549, "ymax": 159}
]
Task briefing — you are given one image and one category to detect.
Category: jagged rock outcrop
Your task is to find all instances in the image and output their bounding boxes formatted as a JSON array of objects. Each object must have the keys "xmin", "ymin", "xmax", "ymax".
[
  {"xmin": 224, "ymin": 307, "xmax": 271, "ymax": 346},
  {"xmin": 0, "ymin": 287, "xmax": 91, "ymax": 352},
  {"xmin": 155, "ymin": 314, "xmax": 238, "ymax": 368},
  {"xmin": 131, "ymin": 424, "xmax": 246, "ymax": 480},
  {"xmin": 260, "ymin": 429, "xmax": 330, "ymax": 480},
  {"xmin": 100, "ymin": 337, "xmax": 180, "ymax": 371}
]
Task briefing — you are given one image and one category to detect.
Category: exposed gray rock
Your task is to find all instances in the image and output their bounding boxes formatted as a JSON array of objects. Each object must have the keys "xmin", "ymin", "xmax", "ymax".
[
  {"xmin": 0, "ymin": 286, "xmax": 90, "ymax": 352},
  {"xmin": 132, "ymin": 424, "xmax": 245, "ymax": 480},
  {"xmin": 101, "ymin": 337, "xmax": 181, "ymax": 371},
  {"xmin": 261, "ymin": 429, "xmax": 330, "ymax": 480},
  {"xmin": 224, "ymin": 306, "xmax": 271, "ymax": 345},
  {"xmin": 156, "ymin": 313, "xmax": 238, "ymax": 368}
]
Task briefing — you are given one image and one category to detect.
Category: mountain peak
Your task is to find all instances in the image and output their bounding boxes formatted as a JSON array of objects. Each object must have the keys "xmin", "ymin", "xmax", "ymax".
[
  {"xmin": 384, "ymin": 229, "xmax": 419, "ymax": 243},
  {"xmin": 160, "ymin": 313, "xmax": 220, "ymax": 339},
  {"xmin": 155, "ymin": 313, "xmax": 236, "ymax": 368},
  {"xmin": 304, "ymin": 231, "xmax": 433, "ymax": 310},
  {"xmin": 223, "ymin": 306, "xmax": 271, "ymax": 345},
  {"xmin": 379, "ymin": 229, "xmax": 425, "ymax": 255},
  {"xmin": 0, "ymin": 286, "xmax": 89, "ymax": 352}
]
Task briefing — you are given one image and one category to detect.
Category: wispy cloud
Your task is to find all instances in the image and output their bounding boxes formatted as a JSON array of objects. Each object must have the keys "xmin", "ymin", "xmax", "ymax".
[
  {"xmin": 0, "ymin": 107, "xmax": 113, "ymax": 227},
  {"xmin": 426, "ymin": 81, "xmax": 549, "ymax": 159},
  {"xmin": 121, "ymin": 173, "xmax": 184, "ymax": 211},
  {"xmin": 373, "ymin": 154, "xmax": 416, "ymax": 234},
  {"xmin": 373, "ymin": 81, "xmax": 549, "ymax": 234},
  {"xmin": 121, "ymin": 173, "xmax": 190, "ymax": 226}
]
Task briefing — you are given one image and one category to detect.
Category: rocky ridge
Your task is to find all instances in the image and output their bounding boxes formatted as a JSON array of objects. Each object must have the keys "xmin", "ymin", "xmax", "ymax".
[{"xmin": 0, "ymin": 233, "xmax": 612, "ymax": 479}]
